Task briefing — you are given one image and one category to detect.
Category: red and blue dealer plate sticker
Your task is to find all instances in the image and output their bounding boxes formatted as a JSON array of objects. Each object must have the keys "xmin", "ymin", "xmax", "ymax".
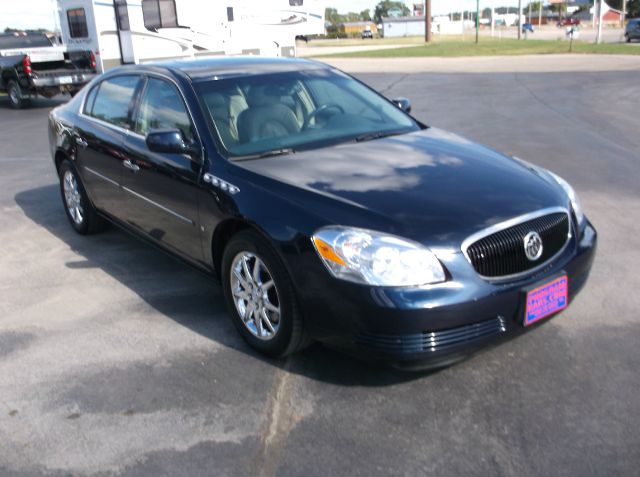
[{"xmin": 524, "ymin": 275, "xmax": 568, "ymax": 326}]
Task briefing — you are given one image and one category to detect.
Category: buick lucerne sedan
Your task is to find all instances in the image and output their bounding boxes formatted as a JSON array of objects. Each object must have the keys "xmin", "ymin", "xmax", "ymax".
[{"xmin": 48, "ymin": 57, "xmax": 596, "ymax": 368}]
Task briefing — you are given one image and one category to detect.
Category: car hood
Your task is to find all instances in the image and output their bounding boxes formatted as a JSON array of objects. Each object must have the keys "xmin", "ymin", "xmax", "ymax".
[{"xmin": 236, "ymin": 128, "xmax": 567, "ymax": 248}]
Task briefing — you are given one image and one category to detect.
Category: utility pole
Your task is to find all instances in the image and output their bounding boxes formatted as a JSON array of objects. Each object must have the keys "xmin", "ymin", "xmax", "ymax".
[
  {"xmin": 476, "ymin": 0, "xmax": 480, "ymax": 44},
  {"xmin": 518, "ymin": 0, "xmax": 523, "ymax": 39},
  {"xmin": 596, "ymin": 0, "xmax": 604, "ymax": 44},
  {"xmin": 425, "ymin": 0, "xmax": 432, "ymax": 43},
  {"xmin": 538, "ymin": 1, "xmax": 542, "ymax": 28},
  {"xmin": 491, "ymin": 1, "xmax": 495, "ymax": 37},
  {"xmin": 622, "ymin": 0, "xmax": 627, "ymax": 27}
]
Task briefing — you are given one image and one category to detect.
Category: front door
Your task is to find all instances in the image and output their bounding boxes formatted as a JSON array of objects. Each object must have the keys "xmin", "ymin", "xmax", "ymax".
[{"xmin": 121, "ymin": 76, "xmax": 203, "ymax": 262}]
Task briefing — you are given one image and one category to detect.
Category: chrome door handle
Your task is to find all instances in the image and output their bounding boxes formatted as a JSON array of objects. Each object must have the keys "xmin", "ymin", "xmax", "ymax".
[
  {"xmin": 123, "ymin": 159, "xmax": 140, "ymax": 172},
  {"xmin": 75, "ymin": 137, "xmax": 88, "ymax": 148}
]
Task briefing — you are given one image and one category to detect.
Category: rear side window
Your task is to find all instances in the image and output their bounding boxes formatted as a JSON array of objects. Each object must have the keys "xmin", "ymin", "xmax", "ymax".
[
  {"xmin": 135, "ymin": 77, "xmax": 193, "ymax": 141},
  {"xmin": 83, "ymin": 84, "xmax": 99, "ymax": 115},
  {"xmin": 90, "ymin": 76, "xmax": 141, "ymax": 129},
  {"xmin": 67, "ymin": 8, "xmax": 89, "ymax": 38}
]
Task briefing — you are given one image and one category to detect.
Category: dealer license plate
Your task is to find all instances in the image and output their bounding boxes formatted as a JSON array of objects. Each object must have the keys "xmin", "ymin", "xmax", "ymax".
[
  {"xmin": 59, "ymin": 76, "xmax": 73, "ymax": 85},
  {"xmin": 524, "ymin": 275, "xmax": 568, "ymax": 327}
]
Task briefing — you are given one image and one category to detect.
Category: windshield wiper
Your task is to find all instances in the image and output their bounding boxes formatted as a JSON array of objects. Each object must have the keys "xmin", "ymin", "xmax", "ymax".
[
  {"xmin": 231, "ymin": 148, "xmax": 295, "ymax": 161},
  {"xmin": 354, "ymin": 131, "xmax": 404, "ymax": 143}
]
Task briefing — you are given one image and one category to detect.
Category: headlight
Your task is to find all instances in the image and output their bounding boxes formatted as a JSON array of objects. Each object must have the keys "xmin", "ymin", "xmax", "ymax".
[
  {"xmin": 547, "ymin": 171, "xmax": 584, "ymax": 225},
  {"xmin": 311, "ymin": 227, "xmax": 445, "ymax": 287}
]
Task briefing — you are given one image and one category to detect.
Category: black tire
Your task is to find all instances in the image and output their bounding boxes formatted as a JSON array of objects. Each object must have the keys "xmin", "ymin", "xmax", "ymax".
[
  {"xmin": 221, "ymin": 230, "xmax": 309, "ymax": 358},
  {"xmin": 626, "ymin": 35, "xmax": 631, "ymax": 43},
  {"xmin": 58, "ymin": 160, "xmax": 106, "ymax": 235},
  {"xmin": 7, "ymin": 80, "xmax": 25, "ymax": 109}
]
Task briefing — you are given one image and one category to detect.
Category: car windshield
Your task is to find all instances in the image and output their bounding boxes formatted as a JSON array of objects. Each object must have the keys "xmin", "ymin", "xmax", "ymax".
[{"xmin": 194, "ymin": 68, "xmax": 420, "ymax": 159}]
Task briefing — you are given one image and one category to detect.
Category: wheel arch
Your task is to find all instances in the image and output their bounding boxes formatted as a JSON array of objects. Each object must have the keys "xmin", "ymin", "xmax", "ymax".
[
  {"xmin": 54, "ymin": 149, "xmax": 71, "ymax": 175},
  {"xmin": 210, "ymin": 217, "xmax": 294, "ymax": 281}
]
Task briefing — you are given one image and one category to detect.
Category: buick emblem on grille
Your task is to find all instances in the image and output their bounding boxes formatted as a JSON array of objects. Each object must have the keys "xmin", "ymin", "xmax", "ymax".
[{"xmin": 524, "ymin": 231, "xmax": 543, "ymax": 261}]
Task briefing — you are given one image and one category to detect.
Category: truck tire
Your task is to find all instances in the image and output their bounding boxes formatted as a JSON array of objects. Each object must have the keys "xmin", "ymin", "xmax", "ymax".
[{"xmin": 7, "ymin": 80, "xmax": 25, "ymax": 109}]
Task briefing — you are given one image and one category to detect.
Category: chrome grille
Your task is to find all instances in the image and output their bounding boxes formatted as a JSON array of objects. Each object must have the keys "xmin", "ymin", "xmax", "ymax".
[
  {"xmin": 464, "ymin": 210, "xmax": 570, "ymax": 278},
  {"xmin": 355, "ymin": 317, "xmax": 507, "ymax": 354}
]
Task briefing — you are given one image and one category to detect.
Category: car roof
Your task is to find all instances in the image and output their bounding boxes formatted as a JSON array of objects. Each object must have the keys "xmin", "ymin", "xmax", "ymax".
[{"xmin": 116, "ymin": 56, "xmax": 331, "ymax": 82}]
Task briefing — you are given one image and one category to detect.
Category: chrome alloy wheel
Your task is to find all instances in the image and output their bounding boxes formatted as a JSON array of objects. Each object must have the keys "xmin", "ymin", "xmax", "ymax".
[
  {"xmin": 63, "ymin": 170, "xmax": 84, "ymax": 225},
  {"xmin": 230, "ymin": 252, "xmax": 281, "ymax": 340}
]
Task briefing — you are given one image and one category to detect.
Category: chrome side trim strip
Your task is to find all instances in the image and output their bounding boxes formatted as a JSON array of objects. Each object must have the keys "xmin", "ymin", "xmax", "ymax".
[
  {"xmin": 84, "ymin": 166, "xmax": 120, "ymax": 187},
  {"xmin": 122, "ymin": 186, "xmax": 194, "ymax": 225},
  {"xmin": 461, "ymin": 206, "xmax": 572, "ymax": 282}
]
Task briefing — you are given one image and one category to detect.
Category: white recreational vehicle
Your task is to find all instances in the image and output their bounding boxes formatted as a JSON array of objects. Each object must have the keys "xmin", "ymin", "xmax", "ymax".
[{"xmin": 57, "ymin": 0, "xmax": 326, "ymax": 72}]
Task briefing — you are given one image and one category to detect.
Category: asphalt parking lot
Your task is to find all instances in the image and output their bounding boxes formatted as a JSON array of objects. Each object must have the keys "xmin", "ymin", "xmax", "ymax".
[{"xmin": 1, "ymin": 56, "xmax": 639, "ymax": 476}]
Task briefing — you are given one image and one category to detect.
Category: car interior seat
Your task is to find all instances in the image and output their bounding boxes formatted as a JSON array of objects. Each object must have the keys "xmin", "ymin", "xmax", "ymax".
[{"xmin": 237, "ymin": 85, "xmax": 301, "ymax": 144}]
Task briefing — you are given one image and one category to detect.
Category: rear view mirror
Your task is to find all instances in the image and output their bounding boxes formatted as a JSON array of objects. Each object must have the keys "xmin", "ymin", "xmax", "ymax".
[
  {"xmin": 146, "ymin": 129, "xmax": 200, "ymax": 158},
  {"xmin": 392, "ymin": 97, "xmax": 412, "ymax": 113}
]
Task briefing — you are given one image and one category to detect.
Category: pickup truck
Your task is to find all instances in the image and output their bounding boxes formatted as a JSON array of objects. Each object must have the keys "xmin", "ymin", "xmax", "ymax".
[{"xmin": 0, "ymin": 32, "xmax": 97, "ymax": 109}]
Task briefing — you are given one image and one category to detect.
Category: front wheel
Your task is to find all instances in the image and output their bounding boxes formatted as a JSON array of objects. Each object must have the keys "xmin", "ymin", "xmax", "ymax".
[
  {"xmin": 221, "ymin": 230, "xmax": 309, "ymax": 358},
  {"xmin": 59, "ymin": 160, "xmax": 105, "ymax": 234}
]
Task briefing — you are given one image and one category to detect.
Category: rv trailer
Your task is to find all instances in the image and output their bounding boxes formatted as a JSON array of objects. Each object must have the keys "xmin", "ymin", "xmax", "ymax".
[{"xmin": 57, "ymin": 0, "xmax": 325, "ymax": 73}]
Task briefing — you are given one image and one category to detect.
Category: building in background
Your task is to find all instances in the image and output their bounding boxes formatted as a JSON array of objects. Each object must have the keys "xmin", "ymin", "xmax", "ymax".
[{"xmin": 339, "ymin": 21, "xmax": 377, "ymax": 36}]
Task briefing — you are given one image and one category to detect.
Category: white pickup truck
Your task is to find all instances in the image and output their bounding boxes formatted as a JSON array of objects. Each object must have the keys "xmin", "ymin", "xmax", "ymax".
[{"xmin": 0, "ymin": 32, "xmax": 97, "ymax": 109}]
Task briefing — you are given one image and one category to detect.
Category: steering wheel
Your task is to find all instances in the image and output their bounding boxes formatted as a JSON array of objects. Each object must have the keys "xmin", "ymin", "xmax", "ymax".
[{"xmin": 303, "ymin": 103, "xmax": 345, "ymax": 129}]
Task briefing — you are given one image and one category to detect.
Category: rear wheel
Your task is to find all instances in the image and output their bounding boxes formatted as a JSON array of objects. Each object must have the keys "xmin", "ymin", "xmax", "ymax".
[
  {"xmin": 221, "ymin": 230, "xmax": 309, "ymax": 357},
  {"xmin": 7, "ymin": 80, "xmax": 26, "ymax": 109},
  {"xmin": 59, "ymin": 160, "xmax": 105, "ymax": 235}
]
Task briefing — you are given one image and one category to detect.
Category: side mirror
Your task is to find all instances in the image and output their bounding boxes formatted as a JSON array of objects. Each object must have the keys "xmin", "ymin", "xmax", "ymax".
[
  {"xmin": 146, "ymin": 129, "xmax": 200, "ymax": 158},
  {"xmin": 392, "ymin": 97, "xmax": 412, "ymax": 113}
]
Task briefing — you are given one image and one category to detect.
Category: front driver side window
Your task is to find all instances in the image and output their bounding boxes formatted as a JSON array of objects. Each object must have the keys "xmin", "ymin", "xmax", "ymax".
[{"xmin": 135, "ymin": 77, "xmax": 193, "ymax": 141}]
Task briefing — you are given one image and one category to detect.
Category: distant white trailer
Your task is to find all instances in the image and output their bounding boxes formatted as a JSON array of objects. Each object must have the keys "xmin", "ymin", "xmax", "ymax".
[{"xmin": 57, "ymin": 0, "xmax": 326, "ymax": 72}]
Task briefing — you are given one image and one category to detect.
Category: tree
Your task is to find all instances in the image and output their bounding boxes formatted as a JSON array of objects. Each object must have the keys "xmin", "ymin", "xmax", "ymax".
[
  {"xmin": 360, "ymin": 9, "xmax": 372, "ymax": 21},
  {"xmin": 373, "ymin": 1, "xmax": 411, "ymax": 23},
  {"xmin": 325, "ymin": 7, "xmax": 341, "ymax": 26},
  {"xmin": 607, "ymin": 0, "xmax": 640, "ymax": 16}
]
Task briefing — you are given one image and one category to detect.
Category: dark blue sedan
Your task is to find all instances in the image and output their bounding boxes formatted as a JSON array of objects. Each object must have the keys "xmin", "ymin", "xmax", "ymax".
[{"xmin": 48, "ymin": 57, "xmax": 596, "ymax": 368}]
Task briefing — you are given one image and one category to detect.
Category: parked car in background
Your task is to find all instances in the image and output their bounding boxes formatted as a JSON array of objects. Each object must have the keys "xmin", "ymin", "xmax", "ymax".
[
  {"xmin": 557, "ymin": 18, "xmax": 580, "ymax": 27},
  {"xmin": 625, "ymin": 18, "xmax": 640, "ymax": 42},
  {"xmin": 48, "ymin": 57, "xmax": 596, "ymax": 369},
  {"xmin": 0, "ymin": 32, "xmax": 96, "ymax": 109},
  {"xmin": 361, "ymin": 30, "xmax": 374, "ymax": 39}
]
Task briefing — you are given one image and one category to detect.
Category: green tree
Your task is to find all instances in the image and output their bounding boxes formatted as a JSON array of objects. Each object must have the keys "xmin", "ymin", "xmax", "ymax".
[
  {"xmin": 373, "ymin": 1, "xmax": 410, "ymax": 23},
  {"xmin": 609, "ymin": 0, "xmax": 640, "ymax": 16},
  {"xmin": 325, "ymin": 7, "xmax": 341, "ymax": 26},
  {"xmin": 360, "ymin": 9, "xmax": 372, "ymax": 21}
]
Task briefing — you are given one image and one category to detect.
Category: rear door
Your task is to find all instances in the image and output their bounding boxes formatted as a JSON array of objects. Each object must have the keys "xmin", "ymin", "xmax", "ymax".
[
  {"xmin": 76, "ymin": 74, "xmax": 143, "ymax": 219},
  {"xmin": 120, "ymin": 75, "xmax": 203, "ymax": 262}
]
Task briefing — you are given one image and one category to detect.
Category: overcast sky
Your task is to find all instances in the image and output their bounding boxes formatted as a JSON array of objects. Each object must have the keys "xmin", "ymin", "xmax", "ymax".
[{"xmin": 1, "ymin": 1, "xmax": 523, "ymax": 31}]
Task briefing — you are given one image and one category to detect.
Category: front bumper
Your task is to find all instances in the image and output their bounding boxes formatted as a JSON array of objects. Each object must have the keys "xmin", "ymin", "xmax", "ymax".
[{"xmin": 293, "ymin": 220, "xmax": 597, "ymax": 368}]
